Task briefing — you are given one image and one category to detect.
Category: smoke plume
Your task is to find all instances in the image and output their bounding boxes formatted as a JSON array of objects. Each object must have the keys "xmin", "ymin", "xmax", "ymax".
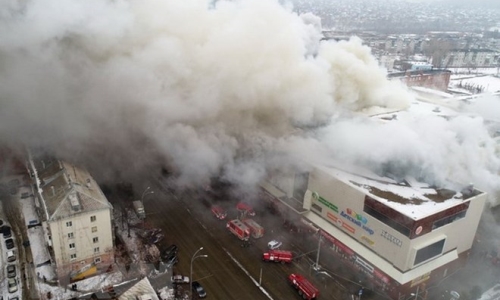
[{"xmin": 0, "ymin": 0, "xmax": 499, "ymax": 204}]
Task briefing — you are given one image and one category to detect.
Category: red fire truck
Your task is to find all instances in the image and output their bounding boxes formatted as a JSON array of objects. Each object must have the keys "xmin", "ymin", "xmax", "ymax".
[
  {"xmin": 242, "ymin": 218, "xmax": 264, "ymax": 239},
  {"xmin": 262, "ymin": 250, "xmax": 292, "ymax": 263},
  {"xmin": 288, "ymin": 273, "xmax": 319, "ymax": 300},
  {"xmin": 226, "ymin": 219, "xmax": 251, "ymax": 241},
  {"xmin": 236, "ymin": 202, "xmax": 255, "ymax": 216}
]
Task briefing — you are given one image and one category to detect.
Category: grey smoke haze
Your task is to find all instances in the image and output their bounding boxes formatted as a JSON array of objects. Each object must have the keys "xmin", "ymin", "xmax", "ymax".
[{"xmin": 0, "ymin": 0, "xmax": 499, "ymax": 204}]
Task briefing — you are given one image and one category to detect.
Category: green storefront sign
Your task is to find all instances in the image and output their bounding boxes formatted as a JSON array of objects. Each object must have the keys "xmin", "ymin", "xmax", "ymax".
[{"xmin": 312, "ymin": 192, "xmax": 338, "ymax": 212}]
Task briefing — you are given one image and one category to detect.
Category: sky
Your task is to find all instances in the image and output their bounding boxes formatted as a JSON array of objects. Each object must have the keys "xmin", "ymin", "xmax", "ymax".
[{"xmin": 1, "ymin": 0, "xmax": 500, "ymax": 204}]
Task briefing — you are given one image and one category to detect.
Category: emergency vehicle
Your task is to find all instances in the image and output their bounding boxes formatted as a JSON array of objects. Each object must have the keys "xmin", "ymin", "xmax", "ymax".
[
  {"xmin": 211, "ymin": 205, "xmax": 227, "ymax": 220},
  {"xmin": 262, "ymin": 250, "xmax": 293, "ymax": 263},
  {"xmin": 242, "ymin": 218, "xmax": 264, "ymax": 238},
  {"xmin": 288, "ymin": 273, "xmax": 319, "ymax": 300},
  {"xmin": 236, "ymin": 202, "xmax": 255, "ymax": 216},
  {"xmin": 227, "ymin": 219, "xmax": 251, "ymax": 241}
]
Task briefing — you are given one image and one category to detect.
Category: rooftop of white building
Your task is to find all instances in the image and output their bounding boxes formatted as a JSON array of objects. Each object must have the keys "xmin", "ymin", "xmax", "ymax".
[
  {"xmin": 30, "ymin": 155, "xmax": 112, "ymax": 222},
  {"xmin": 317, "ymin": 164, "xmax": 482, "ymax": 220}
]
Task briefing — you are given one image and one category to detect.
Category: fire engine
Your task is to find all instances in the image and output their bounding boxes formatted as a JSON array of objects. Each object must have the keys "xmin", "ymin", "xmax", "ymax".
[
  {"xmin": 236, "ymin": 202, "xmax": 255, "ymax": 216},
  {"xmin": 211, "ymin": 205, "xmax": 227, "ymax": 220},
  {"xmin": 288, "ymin": 273, "xmax": 319, "ymax": 300},
  {"xmin": 242, "ymin": 218, "xmax": 264, "ymax": 239},
  {"xmin": 226, "ymin": 219, "xmax": 251, "ymax": 241},
  {"xmin": 262, "ymin": 250, "xmax": 292, "ymax": 263}
]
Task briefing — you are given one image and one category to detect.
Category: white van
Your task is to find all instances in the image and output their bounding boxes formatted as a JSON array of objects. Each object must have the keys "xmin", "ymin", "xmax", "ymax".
[{"xmin": 7, "ymin": 250, "xmax": 16, "ymax": 262}]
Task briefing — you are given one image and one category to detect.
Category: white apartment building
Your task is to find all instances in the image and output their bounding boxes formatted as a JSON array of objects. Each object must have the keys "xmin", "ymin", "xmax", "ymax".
[
  {"xmin": 29, "ymin": 156, "xmax": 114, "ymax": 284},
  {"xmin": 443, "ymin": 49, "xmax": 499, "ymax": 68},
  {"xmin": 260, "ymin": 164, "xmax": 486, "ymax": 299}
]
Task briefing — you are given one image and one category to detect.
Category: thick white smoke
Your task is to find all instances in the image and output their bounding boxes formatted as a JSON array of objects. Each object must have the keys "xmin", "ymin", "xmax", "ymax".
[{"xmin": 1, "ymin": 0, "xmax": 498, "ymax": 204}]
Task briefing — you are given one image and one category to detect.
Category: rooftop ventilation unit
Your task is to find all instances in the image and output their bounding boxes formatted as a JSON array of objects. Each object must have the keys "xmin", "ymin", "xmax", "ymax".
[{"xmin": 69, "ymin": 192, "xmax": 81, "ymax": 211}]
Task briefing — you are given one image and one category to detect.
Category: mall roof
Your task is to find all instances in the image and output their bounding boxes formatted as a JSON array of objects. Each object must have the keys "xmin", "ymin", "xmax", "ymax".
[{"xmin": 317, "ymin": 165, "xmax": 483, "ymax": 220}]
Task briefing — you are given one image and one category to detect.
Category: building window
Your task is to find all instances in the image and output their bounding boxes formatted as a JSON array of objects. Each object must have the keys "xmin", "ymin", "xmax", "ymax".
[
  {"xmin": 363, "ymin": 199, "xmax": 412, "ymax": 237},
  {"xmin": 93, "ymin": 237, "xmax": 99, "ymax": 243},
  {"xmin": 66, "ymin": 221, "xmax": 72, "ymax": 227},
  {"xmin": 432, "ymin": 210, "xmax": 467, "ymax": 231},
  {"xmin": 94, "ymin": 257, "xmax": 101, "ymax": 264},
  {"xmin": 68, "ymin": 232, "xmax": 74, "ymax": 239},
  {"xmin": 94, "ymin": 247, "xmax": 100, "ymax": 253},
  {"xmin": 92, "ymin": 226, "xmax": 97, "ymax": 233},
  {"xmin": 311, "ymin": 203, "xmax": 323, "ymax": 213},
  {"xmin": 70, "ymin": 254, "xmax": 77, "ymax": 260},
  {"xmin": 90, "ymin": 215, "xmax": 96, "ymax": 222},
  {"xmin": 414, "ymin": 239, "xmax": 446, "ymax": 266},
  {"xmin": 69, "ymin": 243, "xmax": 75, "ymax": 249}
]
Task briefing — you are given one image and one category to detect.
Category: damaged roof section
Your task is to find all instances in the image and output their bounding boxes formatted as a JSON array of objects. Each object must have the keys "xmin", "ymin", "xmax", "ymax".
[{"xmin": 321, "ymin": 165, "xmax": 485, "ymax": 220}]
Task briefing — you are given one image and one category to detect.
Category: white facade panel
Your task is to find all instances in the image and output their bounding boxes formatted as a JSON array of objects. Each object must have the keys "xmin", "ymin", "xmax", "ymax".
[{"xmin": 51, "ymin": 208, "xmax": 113, "ymax": 269}]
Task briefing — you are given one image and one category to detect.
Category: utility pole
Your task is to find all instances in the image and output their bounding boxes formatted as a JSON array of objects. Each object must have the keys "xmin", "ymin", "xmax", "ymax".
[
  {"xmin": 190, "ymin": 247, "xmax": 208, "ymax": 300},
  {"xmin": 314, "ymin": 235, "xmax": 322, "ymax": 270}
]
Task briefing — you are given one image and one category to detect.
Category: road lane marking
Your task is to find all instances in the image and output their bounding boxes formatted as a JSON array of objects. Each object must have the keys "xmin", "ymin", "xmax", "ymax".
[{"xmin": 223, "ymin": 247, "xmax": 274, "ymax": 300}]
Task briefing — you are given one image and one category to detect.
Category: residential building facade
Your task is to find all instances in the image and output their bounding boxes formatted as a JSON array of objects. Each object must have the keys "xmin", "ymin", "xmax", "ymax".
[
  {"xmin": 28, "ymin": 155, "xmax": 114, "ymax": 284},
  {"xmin": 442, "ymin": 49, "xmax": 500, "ymax": 68}
]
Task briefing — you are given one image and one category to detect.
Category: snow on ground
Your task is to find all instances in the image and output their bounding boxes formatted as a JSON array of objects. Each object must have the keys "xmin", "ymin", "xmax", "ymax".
[
  {"xmin": 411, "ymin": 86, "xmax": 455, "ymax": 98},
  {"xmin": 114, "ymin": 208, "xmax": 156, "ymax": 277},
  {"xmin": 450, "ymin": 75, "xmax": 500, "ymax": 93},
  {"xmin": 20, "ymin": 193, "xmax": 52, "ymax": 273},
  {"xmin": 19, "ymin": 186, "xmax": 39, "ymax": 225},
  {"xmin": 29, "ymin": 226, "xmax": 52, "ymax": 269},
  {"xmin": 158, "ymin": 286, "xmax": 176, "ymax": 300},
  {"xmin": 449, "ymin": 67, "xmax": 500, "ymax": 76},
  {"xmin": 37, "ymin": 270, "xmax": 124, "ymax": 300}
]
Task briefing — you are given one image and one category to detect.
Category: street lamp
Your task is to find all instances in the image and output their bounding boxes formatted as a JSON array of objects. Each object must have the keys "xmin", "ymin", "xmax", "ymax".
[
  {"xmin": 190, "ymin": 247, "xmax": 208, "ymax": 300},
  {"xmin": 141, "ymin": 186, "xmax": 154, "ymax": 204}
]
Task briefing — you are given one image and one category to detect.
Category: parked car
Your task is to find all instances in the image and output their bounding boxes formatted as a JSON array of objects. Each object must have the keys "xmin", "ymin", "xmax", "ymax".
[
  {"xmin": 211, "ymin": 205, "xmax": 227, "ymax": 220},
  {"xmin": 8, "ymin": 278, "xmax": 18, "ymax": 293},
  {"xmin": 5, "ymin": 238, "xmax": 14, "ymax": 250},
  {"xmin": 7, "ymin": 250, "xmax": 16, "ymax": 262},
  {"xmin": 7, "ymin": 265, "xmax": 16, "ymax": 278},
  {"xmin": 268, "ymin": 239, "xmax": 282, "ymax": 250},
  {"xmin": 2, "ymin": 226, "xmax": 12, "ymax": 238},
  {"xmin": 165, "ymin": 254, "xmax": 178, "ymax": 268},
  {"xmin": 192, "ymin": 281, "xmax": 207, "ymax": 298},
  {"xmin": 171, "ymin": 274, "xmax": 190, "ymax": 284},
  {"xmin": 161, "ymin": 244, "xmax": 178, "ymax": 260}
]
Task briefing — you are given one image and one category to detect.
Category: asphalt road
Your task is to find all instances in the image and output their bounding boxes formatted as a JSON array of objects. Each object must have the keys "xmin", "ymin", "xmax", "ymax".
[{"xmin": 142, "ymin": 179, "xmax": 346, "ymax": 300}]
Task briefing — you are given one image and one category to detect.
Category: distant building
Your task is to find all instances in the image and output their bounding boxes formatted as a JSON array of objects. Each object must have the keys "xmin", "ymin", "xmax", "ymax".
[
  {"xmin": 27, "ymin": 154, "xmax": 114, "ymax": 284},
  {"xmin": 388, "ymin": 69, "xmax": 452, "ymax": 92},
  {"xmin": 260, "ymin": 164, "xmax": 486, "ymax": 300},
  {"xmin": 443, "ymin": 49, "xmax": 500, "ymax": 68}
]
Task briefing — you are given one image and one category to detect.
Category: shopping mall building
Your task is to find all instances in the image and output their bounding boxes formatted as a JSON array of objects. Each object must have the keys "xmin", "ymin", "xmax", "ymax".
[{"xmin": 260, "ymin": 164, "xmax": 486, "ymax": 299}]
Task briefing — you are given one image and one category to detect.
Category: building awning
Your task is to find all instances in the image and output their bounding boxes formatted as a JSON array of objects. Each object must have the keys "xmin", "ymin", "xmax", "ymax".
[{"xmin": 304, "ymin": 212, "xmax": 458, "ymax": 285}]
